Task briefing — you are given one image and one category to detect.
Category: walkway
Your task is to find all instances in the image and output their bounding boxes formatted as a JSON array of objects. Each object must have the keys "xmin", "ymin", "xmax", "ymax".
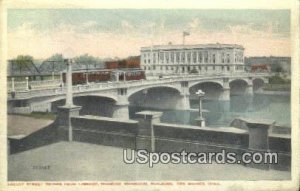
[{"xmin": 8, "ymin": 141, "xmax": 290, "ymax": 181}]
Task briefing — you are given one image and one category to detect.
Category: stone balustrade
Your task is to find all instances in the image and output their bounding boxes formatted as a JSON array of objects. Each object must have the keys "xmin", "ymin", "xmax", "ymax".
[{"xmin": 7, "ymin": 72, "xmax": 271, "ymax": 100}]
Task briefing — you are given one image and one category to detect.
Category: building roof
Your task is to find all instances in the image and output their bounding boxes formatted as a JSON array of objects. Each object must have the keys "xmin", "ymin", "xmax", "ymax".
[{"xmin": 141, "ymin": 43, "xmax": 244, "ymax": 51}]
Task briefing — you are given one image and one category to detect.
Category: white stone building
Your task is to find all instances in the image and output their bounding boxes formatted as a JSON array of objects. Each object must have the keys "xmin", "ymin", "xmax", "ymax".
[{"xmin": 140, "ymin": 43, "xmax": 245, "ymax": 77}]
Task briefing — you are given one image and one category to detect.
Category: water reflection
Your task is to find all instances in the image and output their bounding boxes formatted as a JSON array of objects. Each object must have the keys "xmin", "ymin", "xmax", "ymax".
[{"xmin": 129, "ymin": 94, "xmax": 290, "ymax": 128}]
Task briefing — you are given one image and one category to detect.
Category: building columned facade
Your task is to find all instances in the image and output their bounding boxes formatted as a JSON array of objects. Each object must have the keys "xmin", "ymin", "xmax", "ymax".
[{"xmin": 140, "ymin": 43, "xmax": 245, "ymax": 77}]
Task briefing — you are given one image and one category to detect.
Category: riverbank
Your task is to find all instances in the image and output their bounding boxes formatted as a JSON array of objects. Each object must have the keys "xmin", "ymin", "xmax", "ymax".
[
  {"xmin": 263, "ymin": 83, "xmax": 290, "ymax": 92},
  {"xmin": 256, "ymin": 90, "xmax": 290, "ymax": 96}
]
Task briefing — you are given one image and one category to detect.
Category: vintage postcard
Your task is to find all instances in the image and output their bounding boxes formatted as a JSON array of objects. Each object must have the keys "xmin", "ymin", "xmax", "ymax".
[{"xmin": 0, "ymin": 0, "xmax": 299, "ymax": 190}]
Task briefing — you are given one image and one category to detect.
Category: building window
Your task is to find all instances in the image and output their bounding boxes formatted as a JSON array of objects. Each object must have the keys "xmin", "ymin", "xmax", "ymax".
[
  {"xmin": 204, "ymin": 52, "xmax": 208, "ymax": 63},
  {"xmin": 176, "ymin": 52, "xmax": 180, "ymax": 63},
  {"xmin": 227, "ymin": 66, "xmax": 230, "ymax": 71},
  {"xmin": 192, "ymin": 52, "xmax": 197, "ymax": 63},
  {"xmin": 198, "ymin": 52, "xmax": 203, "ymax": 63},
  {"xmin": 153, "ymin": 53, "xmax": 156, "ymax": 64},
  {"xmin": 226, "ymin": 54, "xmax": 230, "ymax": 63},
  {"xmin": 222, "ymin": 66, "xmax": 224, "ymax": 70},
  {"xmin": 199, "ymin": 66, "xmax": 201, "ymax": 70},
  {"xmin": 181, "ymin": 52, "xmax": 185, "ymax": 62},
  {"xmin": 148, "ymin": 59, "xmax": 150, "ymax": 63},
  {"xmin": 182, "ymin": 67, "xmax": 185, "ymax": 72},
  {"xmin": 221, "ymin": 52, "xmax": 225, "ymax": 63},
  {"xmin": 166, "ymin": 52, "xmax": 169, "ymax": 63},
  {"xmin": 212, "ymin": 54, "xmax": 216, "ymax": 64},
  {"xmin": 188, "ymin": 66, "xmax": 190, "ymax": 71},
  {"xmin": 159, "ymin": 52, "xmax": 164, "ymax": 63},
  {"xmin": 235, "ymin": 53, "xmax": 237, "ymax": 62},
  {"xmin": 187, "ymin": 52, "xmax": 191, "ymax": 63},
  {"xmin": 153, "ymin": 66, "xmax": 156, "ymax": 70},
  {"xmin": 170, "ymin": 52, "xmax": 174, "ymax": 63}
]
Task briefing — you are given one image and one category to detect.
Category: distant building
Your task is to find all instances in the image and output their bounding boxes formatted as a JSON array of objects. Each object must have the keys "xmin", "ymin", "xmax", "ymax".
[
  {"xmin": 140, "ymin": 43, "xmax": 245, "ymax": 77},
  {"xmin": 105, "ymin": 56, "xmax": 140, "ymax": 69},
  {"xmin": 245, "ymin": 56, "xmax": 291, "ymax": 74}
]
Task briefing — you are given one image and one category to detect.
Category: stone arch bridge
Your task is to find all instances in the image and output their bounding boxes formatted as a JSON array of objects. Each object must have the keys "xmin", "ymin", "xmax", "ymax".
[{"xmin": 7, "ymin": 73, "xmax": 269, "ymax": 119}]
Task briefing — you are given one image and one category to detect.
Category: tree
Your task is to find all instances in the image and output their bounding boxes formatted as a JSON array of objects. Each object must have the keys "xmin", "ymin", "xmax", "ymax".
[
  {"xmin": 13, "ymin": 55, "xmax": 34, "ymax": 74},
  {"xmin": 43, "ymin": 53, "xmax": 65, "ymax": 72},
  {"xmin": 74, "ymin": 54, "xmax": 98, "ymax": 70},
  {"xmin": 46, "ymin": 53, "xmax": 64, "ymax": 62}
]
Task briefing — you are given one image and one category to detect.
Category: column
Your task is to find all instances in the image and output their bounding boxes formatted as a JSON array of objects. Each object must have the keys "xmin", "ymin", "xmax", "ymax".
[{"xmin": 135, "ymin": 111, "xmax": 163, "ymax": 151}]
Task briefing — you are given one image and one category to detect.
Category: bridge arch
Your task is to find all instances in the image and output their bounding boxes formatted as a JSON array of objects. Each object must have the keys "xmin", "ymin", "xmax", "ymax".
[
  {"xmin": 128, "ymin": 86, "xmax": 183, "ymax": 110},
  {"xmin": 189, "ymin": 80, "xmax": 224, "ymax": 89},
  {"xmin": 229, "ymin": 79, "xmax": 249, "ymax": 95},
  {"xmin": 252, "ymin": 78, "xmax": 265, "ymax": 92},
  {"xmin": 127, "ymin": 84, "xmax": 181, "ymax": 98},
  {"xmin": 46, "ymin": 95, "xmax": 117, "ymax": 117},
  {"xmin": 189, "ymin": 81, "xmax": 224, "ymax": 100}
]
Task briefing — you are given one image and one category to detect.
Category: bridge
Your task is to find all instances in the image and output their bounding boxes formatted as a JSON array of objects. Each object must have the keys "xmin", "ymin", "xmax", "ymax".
[{"xmin": 7, "ymin": 72, "xmax": 270, "ymax": 119}]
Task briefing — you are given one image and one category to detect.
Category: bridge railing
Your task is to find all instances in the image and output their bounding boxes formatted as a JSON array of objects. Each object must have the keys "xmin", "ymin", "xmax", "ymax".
[{"xmin": 7, "ymin": 72, "xmax": 272, "ymax": 99}]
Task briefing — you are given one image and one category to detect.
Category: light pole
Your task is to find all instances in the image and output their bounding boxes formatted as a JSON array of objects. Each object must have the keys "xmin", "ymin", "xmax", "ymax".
[
  {"xmin": 65, "ymin": 58, "xmax": 74, "ymax": 106},
  {"xmin": 195, "ymin": 89, "xmax": 205, "ymax": 127},
  {"xmin": 56, "ymin": 49, "xmax": 81, "ymax": 142}
]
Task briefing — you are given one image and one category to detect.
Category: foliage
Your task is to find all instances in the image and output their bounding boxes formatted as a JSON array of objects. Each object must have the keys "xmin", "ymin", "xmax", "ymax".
[
  {"xmin": 74, "ymin": 54, "xmax": 97, "ymax": 64},
  {"xmin": 269, "ymin": 75, "xmax": 289, "ymax": 84},
  {"xmin": 46, "ymin": 53, "xmax": 64, "ymax": 62},
  {"xmin": 12, "ymin": 55, "xmax": 34, "ymax": 74}
]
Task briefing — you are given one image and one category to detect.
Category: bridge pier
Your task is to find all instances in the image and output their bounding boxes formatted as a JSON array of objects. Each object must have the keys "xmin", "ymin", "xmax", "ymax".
[
  {"xmin": 220, "ymin": 79, "xmax": 230, "ymax": 101},
  {"xmin": 246, "ymin": 81, "xmax": 254, "ymax": 95},
  {"xmin": 113, "ymin": 88, "xmax": 129, "ymax": 119},
  {"xmin": 177, "ymin": 81, "xmax": 190, "ymax": 110},
  {"xmin": 177, "ymin": 94, "xmax": 190, "ymax": 110},
  {"xmin": 112, "ymin": 102, "xmax": 129, "ymax": 119}
]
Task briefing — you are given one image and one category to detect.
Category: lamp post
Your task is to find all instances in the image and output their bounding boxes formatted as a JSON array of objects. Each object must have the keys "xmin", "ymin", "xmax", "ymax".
[
  {"xmin": 56, "ymin": 48, "xmax": 81, "ymax": 142},
  {"xmin": 65, "ymin": 58, "xmax": 74, "ymax": 106},
  {"xmin": 195, "ymin": 89, "xmax": 205, "ymax": 127}
]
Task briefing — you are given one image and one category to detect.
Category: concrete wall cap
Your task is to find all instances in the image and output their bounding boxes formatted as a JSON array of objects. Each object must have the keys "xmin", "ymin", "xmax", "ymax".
[
  {"xmin": 73, "ymin": 115, "xmax": 138, "ymax": 124},
  {"xmin": 135, "ymin": 111, "xmax": 163, "ymax": 118},
  {"xmin": 8, "ymin": 134, "xmax": 26, "ymax": 140},
  {"xmin": 237, "ymin": 117, "xmax": 275, "ymax": 126}
]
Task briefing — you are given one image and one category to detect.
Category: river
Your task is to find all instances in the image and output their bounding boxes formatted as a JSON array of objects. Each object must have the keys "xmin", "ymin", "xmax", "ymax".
[{"xmin": 129, "ymin": 93, "xmax": 291, "ymax": 128}]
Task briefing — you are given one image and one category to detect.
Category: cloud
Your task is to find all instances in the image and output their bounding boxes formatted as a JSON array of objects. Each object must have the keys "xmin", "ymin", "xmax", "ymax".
[{"xmin": 7, "ymin": 19, "xmax": 290, "ymax": 60}]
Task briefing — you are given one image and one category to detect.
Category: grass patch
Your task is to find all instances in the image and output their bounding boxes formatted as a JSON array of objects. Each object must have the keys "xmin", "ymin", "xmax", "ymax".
[{"xmin": 12, "ymin": 112, "xmax": 56, "ymax": 120}]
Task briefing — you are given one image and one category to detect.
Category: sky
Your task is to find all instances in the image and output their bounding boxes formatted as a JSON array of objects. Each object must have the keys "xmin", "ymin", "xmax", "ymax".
[{"xmin": 7, "ymin": 9, "xmax": 291, "ymax": 59}]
